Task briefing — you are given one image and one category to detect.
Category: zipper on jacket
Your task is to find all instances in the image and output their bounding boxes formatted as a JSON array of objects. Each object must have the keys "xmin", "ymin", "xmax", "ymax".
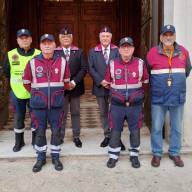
[
  {"xmin": 125, "ymin": 64, "xmax": 129, "ymax": 101},
  {"xmin": 47, "ymin": 68, "xmax": 51, "ymax": 110}
]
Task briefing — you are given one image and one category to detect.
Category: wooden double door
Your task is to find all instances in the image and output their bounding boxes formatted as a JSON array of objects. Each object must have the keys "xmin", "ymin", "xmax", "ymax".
[
  {"xmin": 7, "ymin": 0, "xmax": 142, "ymax": 89},
  {"xmin": 41, "ymin": 0, "xmax": 118, "ymax": 55}
]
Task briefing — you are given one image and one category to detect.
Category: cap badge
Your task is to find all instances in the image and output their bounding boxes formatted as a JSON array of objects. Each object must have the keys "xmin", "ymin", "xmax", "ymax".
[
  {"xmin": 64, "ymin": 30, "xmax": 67, "ymax": 35},
  {"xmin": 21, "ymin": 29, "xmax": 25, "ymax": 33},
  {"xmin": 45, "ymin": 34, "xmax": 49, "ymax": 37},
  {"xmin": 125, "ymin": 37, "xmax": 128, "ymax": 41},
  {"xmin": 104, "ymin": 27, "xmax": 107, "ymax": 32},
  {"xmin": 167, "ymin": 25, "xmax": 171, "ymax": 29}
]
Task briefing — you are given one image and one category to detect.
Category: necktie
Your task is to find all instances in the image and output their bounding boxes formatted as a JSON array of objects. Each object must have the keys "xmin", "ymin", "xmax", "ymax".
[
  {"xmin": 65, "ymin": 49, "xmax": 70, "ymax": 62},
  {"xmin": 103, "ymin": 48, "xmax": 109, "ymax": 64}
]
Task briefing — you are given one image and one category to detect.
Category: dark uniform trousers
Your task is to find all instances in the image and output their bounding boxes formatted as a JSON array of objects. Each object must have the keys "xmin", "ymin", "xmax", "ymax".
[
  {"xmin": 32, "ymin": 108, "xmax": 64, "ymax": 160},
  {"xmin": 61, "ymin": 94, "xmax": 80, "ymax": 139},
  {"xmin": 96, "ymin": 96, "xmax": 111, "ymax": 138},
  {"xmin": 10, "ymin": 91, "xmax": 34, "ymax": 133},
  {"xmin": 108, "ymin": 104, "xmax": 142, "ymax": 160}
]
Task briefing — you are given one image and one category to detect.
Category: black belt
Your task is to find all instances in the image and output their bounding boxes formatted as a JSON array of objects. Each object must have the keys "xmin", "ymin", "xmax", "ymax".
[{"xmin": 111, "ymin": 100, "xmax": 142, "ymax": 107}]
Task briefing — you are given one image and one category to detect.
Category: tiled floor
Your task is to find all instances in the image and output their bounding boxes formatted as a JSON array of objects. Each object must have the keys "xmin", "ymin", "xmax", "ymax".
[{"xmin": 3, "ymin": 90, "xmax": 102, "ymax": 130}]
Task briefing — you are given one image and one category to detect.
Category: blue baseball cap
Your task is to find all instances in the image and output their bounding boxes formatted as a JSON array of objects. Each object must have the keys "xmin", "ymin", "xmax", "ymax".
[
  {"xmin": 40, "ymin": 34, "xmax": 55, "ymax": 42},
  {"xmin": 119, "ymin": 37, "xmax": 134, "ymax": 47},
  {"xmin": 160, "ymin": 25, "xmax": 176, "ymax": 35},
  {"xmin": 17, "ymin": 29, "xmax": 32, "ymax": 37}
]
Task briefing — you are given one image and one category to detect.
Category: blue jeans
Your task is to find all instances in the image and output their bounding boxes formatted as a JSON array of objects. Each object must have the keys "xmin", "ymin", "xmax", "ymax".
[{"xmin": 151, "ymin": 104, "xmax": 184, "ymax": 157}]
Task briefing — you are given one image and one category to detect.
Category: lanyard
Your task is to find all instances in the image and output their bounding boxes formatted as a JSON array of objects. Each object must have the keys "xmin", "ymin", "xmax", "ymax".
[{"xmin": 163, "ymin": 47, "xmax": 174, "ymax": 75}]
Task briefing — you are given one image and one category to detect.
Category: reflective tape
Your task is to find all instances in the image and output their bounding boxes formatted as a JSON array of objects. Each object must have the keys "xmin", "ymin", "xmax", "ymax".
[{"xmin": 14, "ymin": 128, "xmax": 25, "ymax": 133}]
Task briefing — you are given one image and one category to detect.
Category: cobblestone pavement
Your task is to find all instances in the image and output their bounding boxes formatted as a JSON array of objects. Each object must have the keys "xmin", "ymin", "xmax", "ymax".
[{"xmin": 0, "ymin": 155, "xmax": 192, "ymax": 192}]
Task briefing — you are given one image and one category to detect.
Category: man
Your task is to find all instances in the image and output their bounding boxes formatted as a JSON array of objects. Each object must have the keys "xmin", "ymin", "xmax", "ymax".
[
  {"xmin": 88, "ymin": 26, "xmax": 125, "ymax": 150},
  {"xmin": 56, "ymin": 26, "xmax": 87, "ymax": 148},
  {"xmin": 146, "ymin": 25, "xmax": 191, "ymax": 167},
  {"xmin": 3, "ymin": 28, "xmax": 40, "ymax": 152},
  {"xmin": 23, "ymin": 34, "xmax": 70, "ymax": 172},
  {"xmin": 104, "ymin": 37, "xmax": 149, "ymax": 168}
]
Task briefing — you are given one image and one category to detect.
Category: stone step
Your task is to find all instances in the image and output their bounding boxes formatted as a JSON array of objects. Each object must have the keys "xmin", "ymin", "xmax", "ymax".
[{"xmin": 0, "ymin": 128, "xmax": 191, "ymax": 160}]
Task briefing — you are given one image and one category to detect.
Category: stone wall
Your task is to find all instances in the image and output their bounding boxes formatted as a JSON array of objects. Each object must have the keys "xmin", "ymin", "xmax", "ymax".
[{"xmin": 0, "ymin": 0, "xmax": 9, "ymax": 129}]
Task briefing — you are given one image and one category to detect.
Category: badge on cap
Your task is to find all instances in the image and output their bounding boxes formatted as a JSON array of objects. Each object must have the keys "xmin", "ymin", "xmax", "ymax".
[
  {"xmin": 104, "ymin": 27, "xmax": 107, "ymax": 32},
  {"xmin": 21, "ymin": 29, "xmax": 25, "ymax": 33},
  {"xmin": 45, "ymin": 34, "xmax": 49, "ymax": 38},
  {"xmin": 64, "ymin": 30, "xmax": 67, "ymax": 35},
  {"xmin": 167, "ymin": 25, "xmax": 171, "ymax": 29},
  {"xmin": 125, "ymin": 37, "xmax": 128, "ymax": 42}
]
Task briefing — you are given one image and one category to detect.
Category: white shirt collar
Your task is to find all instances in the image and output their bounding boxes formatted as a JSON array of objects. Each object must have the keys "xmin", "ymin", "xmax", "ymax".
[{"xmin": 101, "ymin": 44, "xmax": 110, "ymax": 52}]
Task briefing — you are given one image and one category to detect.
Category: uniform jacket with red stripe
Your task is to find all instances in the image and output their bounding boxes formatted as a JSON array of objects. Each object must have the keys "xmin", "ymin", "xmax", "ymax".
[
  {"xmin": 146, "ymin": 43, "xmax": 191, "ymax": 106},
  {"xmin": 23, "ymin": 53, "xmax": 70, "ymax": 109},
  {"xmin": 105, "ymin": 57, "xmax": 149, "ymax": 105}
]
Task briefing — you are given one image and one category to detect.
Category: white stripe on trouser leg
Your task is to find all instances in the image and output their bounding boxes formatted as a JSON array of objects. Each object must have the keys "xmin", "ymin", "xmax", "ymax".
[
  {"xmin": 34, "ymin": 145, "xmax": 47, "ymax": 152},
  {"xmin": 129, "ymin": 146, "xmax": 140, "ymax": 151},
  {"xmin": 51, "ymin": 150, "xmax": 60, "ymax": 154},
  {"xmin": 50, "ymin": 145, "xmax": 61, "ymax": 150},
  {"xmin": 109, "ymin": 154, "xmax": 119, "ymax": 160},
  {"xmin": 14, "ymin": 128, "xmax": 25, "ymax": 133},
  {"xmin": 108, "ymin": 146, "xmax": 121, "ymax": 152},
  {"xmin": 130, "ymin": 151, "xmax": 139, "ymax": 156}
]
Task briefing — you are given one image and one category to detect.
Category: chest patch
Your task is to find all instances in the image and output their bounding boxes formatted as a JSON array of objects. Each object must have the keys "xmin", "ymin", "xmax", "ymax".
[
  {"xmin": 55, "ymin": 68, "xmax": 59, "ymax": 74},
  {"xmin": 36, "ymin": 66, "xmax": 43, "ymax": 73},
  {"xmin": 132, "ymin": 72, "xmax": 136, "ymax": 78},
  {"xmin": 115, "ymin": 69, "xmax": 122, "ymax": 75}
]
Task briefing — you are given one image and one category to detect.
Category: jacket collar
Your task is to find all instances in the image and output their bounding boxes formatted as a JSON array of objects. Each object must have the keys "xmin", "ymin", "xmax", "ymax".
[{"xmin": 94, "ymin": 43, "xmax": 117, "ymax": 52}]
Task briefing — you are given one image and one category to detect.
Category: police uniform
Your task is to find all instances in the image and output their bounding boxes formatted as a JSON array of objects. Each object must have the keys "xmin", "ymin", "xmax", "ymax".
[
  {"xmin": 105, "ymin": 37, "xmax": 149, "ymax": 168},
  {"xmin": 56, "ymin": 27, "xmax": 87, "ymax": 147},
  {"xmin": 3, "ymin": 29, "xmax": 40, "ymax": 152},
  {"xmin": 88, "ymin": 26, "xmax": 120, "ymax": 148},
  {"xmin": 23, "ymin": 34, "xmax": 70, "ymax": 172}
]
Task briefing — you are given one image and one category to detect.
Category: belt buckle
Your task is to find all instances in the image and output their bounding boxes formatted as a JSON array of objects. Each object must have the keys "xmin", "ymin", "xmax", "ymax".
[{"xmin": 125, "ymin": 101, "xmax": 129, "ymax": 106}]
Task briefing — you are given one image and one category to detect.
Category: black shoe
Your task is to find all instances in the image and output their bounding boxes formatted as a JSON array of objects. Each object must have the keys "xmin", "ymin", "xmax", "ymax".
[
  {"xmin": 73, "ymin": 138, "xmax": 82, "ymax": 148},
  {"xmin": 120, "ymin": 140, "xmax": 126, "ymax": 151},
  {"xmin": 130, "ymin": 156, "xmax": 140, "ymax": 168},
  {"xmin": 13, "ymin": 143, "xmax": 25, "ymax": 152},
  {"xmin": 107, "ymin": 158, "xmax": 118, "ymax": 168},
  {"xmin": 32, "ymin": 160, "xmax": 46, "ymax": 173},
  {"xmin": 52, "ymin": 159, "xmax": 63, "ymax": 171},
  {"xmin": 100, "ymin": 137, "xmax": 110, "ymax": 147}
]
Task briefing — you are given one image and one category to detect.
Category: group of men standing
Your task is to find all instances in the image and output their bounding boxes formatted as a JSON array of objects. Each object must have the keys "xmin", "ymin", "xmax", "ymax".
[{"xmin": 3, "ymin": 24, "xmax": 191, "ymax": 172}]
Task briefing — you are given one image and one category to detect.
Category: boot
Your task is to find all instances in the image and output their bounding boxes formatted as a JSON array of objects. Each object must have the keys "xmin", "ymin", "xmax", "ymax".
[
  {"xmin": 32, "ymin": 159, "xmax": 46, "ymax": 173},
  {"xmin": 13, "ymin": 133, "xmax": 25, "ymax": 152},
  {"xmin": 31, "ymin": 131, "xmax": 36, "ymax": 146},
  {"xmin": 21, "ymin": 132, "xmax": 25, "ymax": 146}
]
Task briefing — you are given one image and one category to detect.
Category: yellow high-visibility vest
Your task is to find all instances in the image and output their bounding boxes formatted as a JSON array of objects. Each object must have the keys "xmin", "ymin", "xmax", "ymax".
[{"xmin": 8, "ymin": 48, "xmax": 41, "ymax": 99}]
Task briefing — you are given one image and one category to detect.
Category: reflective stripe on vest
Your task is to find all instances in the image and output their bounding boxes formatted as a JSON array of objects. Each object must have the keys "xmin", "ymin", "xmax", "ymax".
[
  {"xmin": 8, "ymin": 48, "xmax": 41, "ymax": 99},
  {"xmin": 30, "ymin": 57, "xmax": 66, "ymax": 88}
]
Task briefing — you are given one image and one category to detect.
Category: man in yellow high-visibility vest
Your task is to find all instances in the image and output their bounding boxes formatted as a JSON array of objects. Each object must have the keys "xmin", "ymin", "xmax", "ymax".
[{"xmin": 3, "ymin": 28, "xmax": 40, "ymax": 152}]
